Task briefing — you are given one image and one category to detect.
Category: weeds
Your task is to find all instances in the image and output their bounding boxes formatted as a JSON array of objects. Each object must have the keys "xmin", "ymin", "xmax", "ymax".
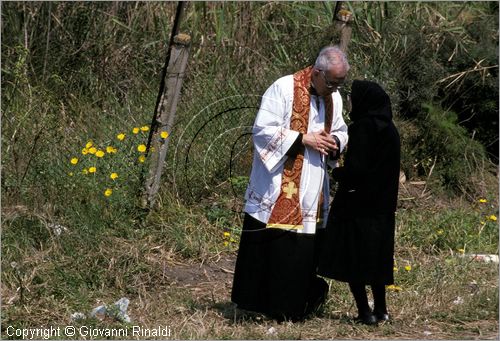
[
  {"xmin": 398, "ymin": 204, "xmax": 498, "ymax": 254},
  {"xmin": 1, "ymin": 2, "xmax": 498, "ymax": 339}
]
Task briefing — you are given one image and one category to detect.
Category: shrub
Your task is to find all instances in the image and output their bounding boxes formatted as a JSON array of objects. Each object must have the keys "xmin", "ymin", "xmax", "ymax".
[{"xmin": 413, "ymin": 103, "xmax": 489, "ymax": 195}]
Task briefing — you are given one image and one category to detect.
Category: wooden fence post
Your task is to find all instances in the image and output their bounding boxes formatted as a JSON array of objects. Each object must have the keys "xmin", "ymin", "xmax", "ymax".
[
  {"xmin": 143, "ymin": 33, "xmax": 191, "ymax": 207},
  {"xmin": 333, "ymin": 5, "xmax": 353, "ymax": 53}
]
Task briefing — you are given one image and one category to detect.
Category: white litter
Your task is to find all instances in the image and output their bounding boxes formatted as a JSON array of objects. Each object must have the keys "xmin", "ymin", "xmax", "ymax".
[
  {"xmin": 89, "ymin": 297, "xmax": 131, "ymax": 323},
  {"xmin": 71, "ymin": 312, "xmax": 86, "ymax": 321},
  {"xmin": 48, "ymin": 223, "xmax": 68, "ymax": 236},
  {"xmin": 266, "ymin": 327, "xmax": 277, "ymax": 335},
  {"xmin": 461, "ymin": 254, "xmax": 499, "ymax": 264}
]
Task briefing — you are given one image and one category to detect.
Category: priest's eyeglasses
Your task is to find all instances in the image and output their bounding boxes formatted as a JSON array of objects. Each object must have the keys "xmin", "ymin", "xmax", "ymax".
[{"xmin": 320, "ymin": 70, "xmax": 344, "ymax": 90}]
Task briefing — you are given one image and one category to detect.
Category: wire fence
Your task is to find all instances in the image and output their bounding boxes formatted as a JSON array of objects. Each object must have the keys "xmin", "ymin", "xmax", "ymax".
[
  {"xmin": 162, "ymin": 27, "xmax": 340, "ymax": 208},
  {"xmin": 10, "ymin": 2, "xmax": 493, "ymax": 215},
  {"xmin": 1, "ymin": 2, "xmax": 423, "ymax": 216},
  {"xmin": 1, "ymin": 2, "xmax": 346, "ymax": 222}
]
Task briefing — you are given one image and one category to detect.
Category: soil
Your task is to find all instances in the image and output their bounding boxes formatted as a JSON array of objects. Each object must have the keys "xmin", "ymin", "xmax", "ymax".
[{"xmin": 162, "ymin": 253, "xmax": 236, "ymax": 291}]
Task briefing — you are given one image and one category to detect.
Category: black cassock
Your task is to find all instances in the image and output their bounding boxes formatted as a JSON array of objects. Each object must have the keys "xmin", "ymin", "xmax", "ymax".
[
  {"xmin": 318, "ymin": 80, "xmax": 401, "ymax": 285},
  {"xmin": 231, "ymin": 214, "xmax": 328, "ymax": 321}
]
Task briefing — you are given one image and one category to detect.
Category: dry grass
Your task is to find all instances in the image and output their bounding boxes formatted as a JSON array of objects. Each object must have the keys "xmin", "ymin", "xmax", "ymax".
[
  {"xmin": 2, "ymin": 2, "xmax": 498, "ymax": 339},
  {"xmin": 2, "ymin": 239, "xmax": 497, "ymax": 339},
  {"xmin": 2, "ymin": 184, "xmax": 498, "ymax": 340},
  {"xmin": 111, "ymin": 250, "xmax": 497, "ymax": 340}
]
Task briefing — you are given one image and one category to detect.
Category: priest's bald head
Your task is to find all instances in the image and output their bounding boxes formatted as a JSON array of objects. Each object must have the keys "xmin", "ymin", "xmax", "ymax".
[{"xmin": 311, "ymin": 45, "xmax": 350, "ymax": 96}]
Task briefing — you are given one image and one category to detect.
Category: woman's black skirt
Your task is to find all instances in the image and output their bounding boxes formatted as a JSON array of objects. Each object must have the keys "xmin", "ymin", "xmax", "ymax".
[{"xmin": 317, "ymin": 212, "xmax": 395, "ymax": 285}]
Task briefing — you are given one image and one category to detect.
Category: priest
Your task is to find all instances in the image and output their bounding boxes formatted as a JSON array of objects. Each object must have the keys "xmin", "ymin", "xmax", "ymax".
[{"xmin": 231, "ymin": 45, "xmax": 350, "ymax": 321}]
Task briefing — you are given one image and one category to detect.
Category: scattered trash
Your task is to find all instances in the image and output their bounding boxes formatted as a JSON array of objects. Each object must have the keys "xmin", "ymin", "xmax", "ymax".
[
  {"xmin": 48, "ymin": 223, "xmax": 68, "ymax": 236},
  {"xmin": 71, "ymin": 312, "xmax": 86, "ymax": 321},
  {"xmin": 113, "ymin": 297, "xmax": 131, "ymax": 323},
  {"xmin": 453, "ymin": 296, "xmax": 464, "ymax": 305},
  {"xmin": 266, "ymin": 327, "xmax": 277, "ymax": 335},
  {"xmin": 90, "ymin": 305, "xmax": 107, "ymax": 318},
  {"xmin": 88, "ymin": 297, "xmax": 131, "ymax": 323},
  {"xmin": 461, "ymin": 254, "xmax": 499, "ymax": 264}
]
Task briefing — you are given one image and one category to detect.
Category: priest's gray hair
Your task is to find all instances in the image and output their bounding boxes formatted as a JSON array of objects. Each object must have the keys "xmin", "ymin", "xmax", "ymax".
[{"xmin": 314, "ymin": 45, "xmax": 350, "ymax": 72}]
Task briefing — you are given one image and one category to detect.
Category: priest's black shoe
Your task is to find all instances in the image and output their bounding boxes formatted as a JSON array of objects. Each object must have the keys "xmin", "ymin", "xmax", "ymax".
[{"xmin": 354, "ymin": 312, "xmax": 377, "ymax": 325}]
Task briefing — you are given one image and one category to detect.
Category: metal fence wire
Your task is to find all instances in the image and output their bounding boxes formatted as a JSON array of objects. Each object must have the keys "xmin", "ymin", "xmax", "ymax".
[
  {"xmin": 1, "ymin": 2, "xmax": 351, "ymax": 216},
  {"xmin": 163, "ymin": 29, "xmax": 340, "ymax": 208},
  {"xmin": 2, "ymin": 2, "xmax": 418, "ymax": 213}
]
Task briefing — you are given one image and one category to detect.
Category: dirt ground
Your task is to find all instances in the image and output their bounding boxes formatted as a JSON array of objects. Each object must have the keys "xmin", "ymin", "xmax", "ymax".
[{"xmin": 161, "ymin": 253, "xmax": 236, "ymax": 301}]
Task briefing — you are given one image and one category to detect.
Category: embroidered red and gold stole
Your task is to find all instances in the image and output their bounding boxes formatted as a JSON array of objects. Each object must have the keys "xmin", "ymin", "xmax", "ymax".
[{"xmin": 267, "ymin": 66, "xmax": 333, "ymax": 229}]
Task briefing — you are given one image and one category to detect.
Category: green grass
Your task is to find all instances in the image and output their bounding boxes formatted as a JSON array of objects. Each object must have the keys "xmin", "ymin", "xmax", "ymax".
[
  {"xmin": 2, "ymin": 188, "xmax": 498, "ymax": 339},
  {"xmin": 398, "ymin": 204, "xmax": 499, "ymax": 254},
  {"xmin": 1, "ymin": 2, "xmax": 498, "ymax": 339}
]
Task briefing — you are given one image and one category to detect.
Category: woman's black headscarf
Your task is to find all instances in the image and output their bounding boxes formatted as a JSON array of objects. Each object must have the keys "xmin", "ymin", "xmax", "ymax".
[{"xmin": 349, "ymin": 80, "xmax": 392, "ymax": 130}]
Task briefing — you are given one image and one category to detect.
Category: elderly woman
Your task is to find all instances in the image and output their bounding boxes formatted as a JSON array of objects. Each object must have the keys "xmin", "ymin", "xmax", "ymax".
[{"xmin": 318, "ymin": 80, "xmax": 401, "ymax": 325}]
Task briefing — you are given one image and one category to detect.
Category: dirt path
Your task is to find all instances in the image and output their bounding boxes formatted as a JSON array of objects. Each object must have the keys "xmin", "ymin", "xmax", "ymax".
[{"xmin": 162, "ymin": 254, "xmax": 236, "ymax": 299}]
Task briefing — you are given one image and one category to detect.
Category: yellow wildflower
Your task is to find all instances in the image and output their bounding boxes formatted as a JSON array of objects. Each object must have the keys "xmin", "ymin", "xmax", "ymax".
[
  {"xmin": 88, "ymin": 147, "xmax": 97, "ymax": 154},
  {"xmin": 488, "ymin": 215, "xmax": 497, "ymax": 221},
  {"xmin": 393, "ymin": 267, "xmax": 398, "ymax": 272},
  {"xmin": 69, "ymin": 172, "xmax": 74, "ymax": 177},
  {"xmin": 117, "ymin": 133, "xmax": 126, "ymax": 141},
  {"xmin": 137, "ymin": 144, "xmax": 147, "ymax": 153},
  {"xmin": 223, "ymin": 232, "xmax": 230, "ymax": 237},
  {"xmin": 405, "ymin": 265, "xmax": 411, "ymax": 271},
  {"xmin": 82, "ymin": 148, "xmax": 89, "ymax": 155},
  {"xmin": 480, "ymin": 221, "xmax": 486, "ymax": 225},
  {"xmin": 230, "ymin": 238, "xmax": 237, "ymax": 243},
  {"xmin": 82, "ymin": 168, "xmax": 88, "ymax": 175},
  {"xmin": 95, "ymin": 150, "xmax": 105, "ymax": 158},
  {"xmin": 70, "ymin": 157, "xmax": 79, "ymax": 165},
  {"xmin": 104, "ymin": 188, "xmax": 112, "ymax": 197},
  {"xmin": 89, "ymin": 166, "xmax": 96, "ymax": 173},
  {"xmin": 110, "ymin": 173, "xmax": 118, "ymax": 180},
  {"xmin": 85, "ymin": 141, "xmax": 93, "ymax": 149},
  {"xmin": 132, "ymin": 127, "xmax": 140, "ymax": 134},
  {"xmin": 457, "ymin": 248, "xmax": 465, "ymax": 254},
  {"xmin": 106, "ymin": 146, "xmax": 116, "ymax": 153},
  {"xmin": 223, "ymin": 241, "xmax": 229, "ymax": 247},
  {"xmin": 138, "ymin": 155, "xmax": 146, "ymax": 163},
  {"xmin": 140, "ymin": 126, "xmax": 150, "ymax": 132},
  {"xmin": 479, "ymin": 198, "xmax": 487, "ymax": 203},
  {"xmin": 436, "ymin": 229, "xmax": 444, "ymax": 235},
  {"xmin": 160, "ymin": 131, "xmax": 169, "ymax": 139},
  {"xmin": 386, "ymin": 284, "xmax": 402, "ymax": 292}
]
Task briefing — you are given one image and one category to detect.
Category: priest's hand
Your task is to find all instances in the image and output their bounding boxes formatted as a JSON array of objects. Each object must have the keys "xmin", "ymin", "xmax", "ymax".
[{"xmin": 302, "ymin": 130, "xmax": 338, "ymax": 156}]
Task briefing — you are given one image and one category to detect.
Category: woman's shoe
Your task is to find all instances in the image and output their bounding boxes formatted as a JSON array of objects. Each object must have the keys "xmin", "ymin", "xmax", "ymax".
[
  {"xmin": 374, "ymin": 312, "xmax": 390, "ymax": 322},
  {"xmin": 355, "ymin": 312, "xmax": 377, "ymax": 325}
]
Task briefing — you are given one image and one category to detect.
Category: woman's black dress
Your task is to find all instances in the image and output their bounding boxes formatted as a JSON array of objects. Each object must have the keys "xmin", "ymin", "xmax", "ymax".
[{"xmin": 317, "ymin": 80, "xmax": 401, "ymax": 285}]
